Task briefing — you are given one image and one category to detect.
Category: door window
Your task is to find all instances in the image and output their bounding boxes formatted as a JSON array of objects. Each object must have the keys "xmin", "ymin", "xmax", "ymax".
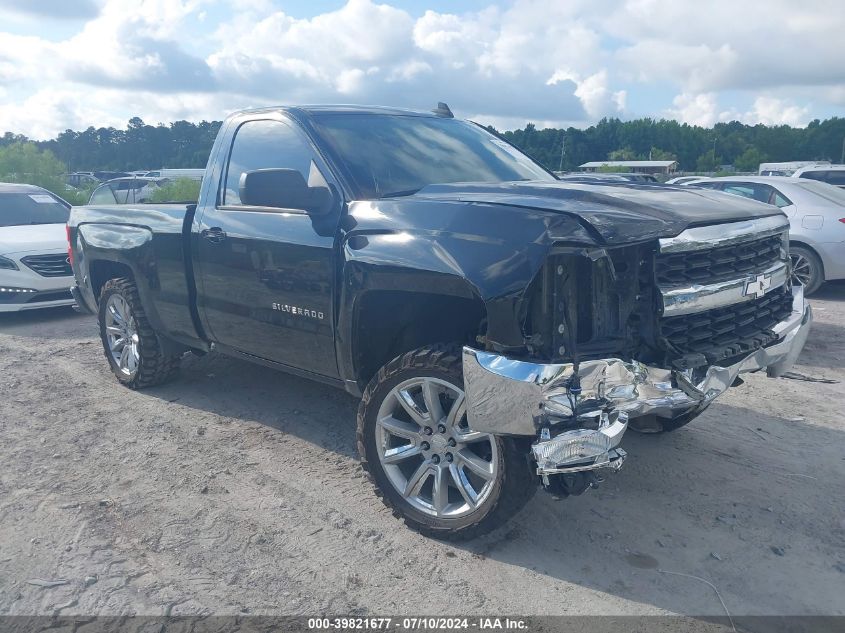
[
  {"xmin": 89, "ymin": 184, "xmax": 117, "ymax": 205},
  {"xmin": 798, "ymin": 170, "xmax": 827, "ymax": 182},
  {"xmin": 824, "ymin": 171, "xmax": 845, "ymax": 186},
  {"xmin": 223, "ymin": 119, "xmax": 321, "ymax": 207},
  {"xmin": 772, "ymin": 190, "xmax": 793, "ymax": 208},
  {"xmin": 722, "ymin": 183, "xmax": 772, "ymax": 204}
]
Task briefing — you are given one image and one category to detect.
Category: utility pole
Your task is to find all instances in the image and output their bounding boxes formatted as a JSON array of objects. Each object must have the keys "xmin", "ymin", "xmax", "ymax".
[
  {"xmin": 558, "ymin": 135, "xmax": 566, "ymax": 172},
  {"xmin": 840, "ymin": 136, "xmax": 844, "ymax": 164}
]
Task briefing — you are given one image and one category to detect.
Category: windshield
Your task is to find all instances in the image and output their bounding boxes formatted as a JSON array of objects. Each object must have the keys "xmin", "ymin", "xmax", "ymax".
[
  {"xmin": 793, "ymin": 180, "xmax": 845, "ymax": 205},
  {"xmin": 310, "ymin": 114, "xmax": 554, "ymax": 199},
  {"xmin": 0, "ymin": 192, "xmax": 70, "ymax": 227}
]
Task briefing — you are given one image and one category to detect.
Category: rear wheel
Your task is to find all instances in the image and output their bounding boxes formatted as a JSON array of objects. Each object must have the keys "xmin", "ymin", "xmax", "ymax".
[
  {"xmin": 98, "ymin": 278, "xmax": 180, "ymax": 389},
  {"xmin": 357, "ymin": 344, "xmax": 535, "ymax": 540},
  {"xmin": 790, "ymin": 245, "xmax": 823, "ymax": 295}
]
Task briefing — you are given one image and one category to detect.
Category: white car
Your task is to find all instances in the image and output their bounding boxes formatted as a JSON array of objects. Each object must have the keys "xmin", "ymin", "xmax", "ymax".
[
  {"xmin": 88, "ymin": 177, "xmax": 167, "ymax": 205},
  {"xmin": 686, "ymin": 175, "xmax": 845, "ymax": 294},
  {"xmin": 665, "ymin": 176, "xmax": 704, "ymax": 185},
  {"xmin": 0, "ymin": 183, "xmax": 76, "ymax": 312},
  {"xmin": 791, "ymin": 164, "xmax": 845, "ymax": 189}
]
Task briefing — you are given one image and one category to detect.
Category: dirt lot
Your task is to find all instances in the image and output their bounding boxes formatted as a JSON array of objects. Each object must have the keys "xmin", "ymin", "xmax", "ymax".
[{"xmin": 1, "ymin": 284, "xmax": 844, "ymax": 619}]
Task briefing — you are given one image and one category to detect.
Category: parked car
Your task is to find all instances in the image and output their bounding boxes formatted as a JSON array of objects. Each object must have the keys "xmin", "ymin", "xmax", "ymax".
[
  {"xmin": 88, "ymin": 177, "xmax": 168, "ymax": 205},
  {"xmin": 665, "ymin": 176, "xmax": 703, "ymax": 185},
  {"xmin": 686, "ymin": 175, "xmax": 845, "ymax": 293},
  {"xmin": 65, "ymin": 172, "xmax": 99, "ymax": 188},
  {"xmin": 143, "ymin": 168, "xmax": 204, "ymax": 181},
  {"xmin": 0, "ymin": 183, "xmax": 75, "ymax": 312},
  {"xmin": 759, "ymin": 161, "xmax": 829, "ymax": 177},
  {"xmin": 68, "ymin": 104, "xmax": 810, "ymax": 539},
  {"xmin": 792, "ymin": 164, "xmax": 845, "ymax": 189},
  {"xmin": 600, "ymin": 172, "xmax": 659, "ymax": 182},
  {"xmin": 556, "ymin": 173, "xmax": 630, "ymax": 182},
  {"xmin": 92, "ymin": 170, "xmax": 131, "ymax": 182},
  {"xmin": 561, "ymin": 172, "xmax": 658, "ymax": 183}
]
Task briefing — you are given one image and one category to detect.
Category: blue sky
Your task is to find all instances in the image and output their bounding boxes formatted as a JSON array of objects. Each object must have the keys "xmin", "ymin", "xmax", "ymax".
[{"xmin": 0, "ymin": 0, "xmax": 843, "ymax": 138}]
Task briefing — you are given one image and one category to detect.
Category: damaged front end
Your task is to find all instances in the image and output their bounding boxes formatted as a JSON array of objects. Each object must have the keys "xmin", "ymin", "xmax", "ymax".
[{"xmin": 462, "ymin": 216, "xmax": 812, "ymax": 496}]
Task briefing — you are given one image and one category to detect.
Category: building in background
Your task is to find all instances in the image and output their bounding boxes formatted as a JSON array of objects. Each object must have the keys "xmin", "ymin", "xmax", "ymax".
[{"xmin": 579, "ymin": 160, "xmax": 678, "ymax": 175}]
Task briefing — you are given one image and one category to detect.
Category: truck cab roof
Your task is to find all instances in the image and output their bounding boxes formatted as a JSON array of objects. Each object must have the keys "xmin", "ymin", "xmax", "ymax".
[{"xmin": 235, "ymin": 104, "xmax": 448, "ymax": 120}]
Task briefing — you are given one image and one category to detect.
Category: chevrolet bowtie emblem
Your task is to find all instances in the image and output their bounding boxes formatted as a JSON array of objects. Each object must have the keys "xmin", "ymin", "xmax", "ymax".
[{"xmin": 744, "ymin": 274, "xmax": 772, "ymax": 299}]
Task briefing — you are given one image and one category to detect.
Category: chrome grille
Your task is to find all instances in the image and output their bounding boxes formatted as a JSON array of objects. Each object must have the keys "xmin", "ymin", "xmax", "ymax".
[
  {"xmin": 20, "ymin": 254, "xmax": 73, "ymax": 277},
  {"xmin": 660, "ymin": 284, "xmax": 793, "ymax": 364},
  {"xmin": 655, "ymin": 217, "xmax": 793, "ymax": 367},
  {"xmin": 656, "ymin": 234, "xmax": 783, "ymax": 285}
]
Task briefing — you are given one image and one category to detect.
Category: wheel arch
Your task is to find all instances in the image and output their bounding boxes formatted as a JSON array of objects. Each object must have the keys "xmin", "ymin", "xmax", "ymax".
[
  {"xmin": 89, "ymin": 259, "xmax": 135, "ymax": 302},
  {"xmin": 348, "ymin": 287, "xmax": 487, "ymax": 390}
]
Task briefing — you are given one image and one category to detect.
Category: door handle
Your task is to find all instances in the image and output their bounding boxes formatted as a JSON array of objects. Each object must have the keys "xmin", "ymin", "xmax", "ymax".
[{"xmin": 201, "ymin": 227, "xmax": 227, "ymax": 244}]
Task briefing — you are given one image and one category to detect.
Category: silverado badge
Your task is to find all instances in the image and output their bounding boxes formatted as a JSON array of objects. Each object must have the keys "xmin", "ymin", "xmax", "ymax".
[{"xmin": 272, "ymin": 302, "xmax": 324, "ymax": 320}]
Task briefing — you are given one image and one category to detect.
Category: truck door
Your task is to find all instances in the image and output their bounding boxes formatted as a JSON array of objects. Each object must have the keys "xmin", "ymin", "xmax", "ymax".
[{"xmin": 194, "ymin": 116, "xmax": 341, "ymax": 378}]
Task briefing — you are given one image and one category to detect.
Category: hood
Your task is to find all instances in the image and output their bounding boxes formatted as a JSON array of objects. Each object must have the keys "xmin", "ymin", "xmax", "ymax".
[
  {"xmin": 0, "ymin": 223, "xmax": 68, "ymax": 255},
  {"xmin": 411, "ymin": 181, "xmax": 784, "ymax": 244}
]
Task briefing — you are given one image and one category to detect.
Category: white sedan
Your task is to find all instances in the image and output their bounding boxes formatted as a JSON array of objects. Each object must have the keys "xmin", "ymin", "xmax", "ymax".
[
  {"xmin": 0, "ymin": 183, "xmax": 76, "ymax": 312},
  {"xmin": 684, "ymin": 175, "xmax": 845, "ymax": 294}
]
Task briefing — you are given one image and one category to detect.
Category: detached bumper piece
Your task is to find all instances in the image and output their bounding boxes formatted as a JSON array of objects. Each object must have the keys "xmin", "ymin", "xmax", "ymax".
[{"xmin": 462, "ymin": 284, "xmax": 812, "ymax": 483}]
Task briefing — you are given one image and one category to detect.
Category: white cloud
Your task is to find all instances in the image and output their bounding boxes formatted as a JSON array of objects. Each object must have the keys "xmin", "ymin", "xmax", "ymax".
[
  {"xmin": 665, "ymin": 93, "xmax": 724, "ymax": 127},
  {"xmin": 746, "ymin": 97, "xmax": 811, "ymax": 127},
  {"xmin": 665, "ymin": 93, "xmax": 813, "ymax": 127},
  {"xmin": 0, "ymin": 0, "xmax": 841, "ymax": 138},
  {"xmin": 609, "ymin": 0, "xmax": 845, "ymax": 92},
  {"xmin": 547, "ymin": 69, "xmax": 624, "ymax": 119}
]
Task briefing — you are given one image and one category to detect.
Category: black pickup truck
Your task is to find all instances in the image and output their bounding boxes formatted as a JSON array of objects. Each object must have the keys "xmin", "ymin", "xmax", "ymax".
[{"xmin": 68, "ymin": 104, "xmax": 812, "ymax": 539}]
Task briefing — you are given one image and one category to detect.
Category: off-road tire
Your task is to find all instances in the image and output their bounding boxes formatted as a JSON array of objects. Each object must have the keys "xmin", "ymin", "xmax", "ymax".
[
  {"xmin": 357, "ymin": 344, "xmax": 536, "ymax": 540},
  {"xmin": 98, "ymin": 277, "xmax": 180, "ymax": 389}
]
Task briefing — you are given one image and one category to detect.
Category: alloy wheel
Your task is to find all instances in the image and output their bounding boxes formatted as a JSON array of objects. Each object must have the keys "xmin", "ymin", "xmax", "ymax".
[
  {"xmin": 104, "ymin": 294, "xmax": 140, "ymax": 377},
  {"xmin": 375, "ymin": 377, "xmax": 497, "ymax": 519},
  {"xmin": 790, "ymin": 252, "xmax": 813, "ymax": 287}
]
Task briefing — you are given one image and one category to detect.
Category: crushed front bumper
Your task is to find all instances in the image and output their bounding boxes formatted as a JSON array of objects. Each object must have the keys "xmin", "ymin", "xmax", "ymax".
[{"xmin": 462, "ymin": 284, "xmax": 812, "ymax": 474}]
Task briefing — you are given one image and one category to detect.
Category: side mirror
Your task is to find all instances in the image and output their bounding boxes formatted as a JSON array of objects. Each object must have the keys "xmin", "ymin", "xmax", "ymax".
[{"xmin": 239, "ymin": 168, "xmax": 333, "ymax": 215}]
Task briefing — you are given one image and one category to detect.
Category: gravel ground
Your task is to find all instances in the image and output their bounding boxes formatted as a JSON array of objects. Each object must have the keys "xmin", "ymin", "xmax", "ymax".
[{"xmin": 1, "ymin": 283, "xmax": 844, "ymax": 619}]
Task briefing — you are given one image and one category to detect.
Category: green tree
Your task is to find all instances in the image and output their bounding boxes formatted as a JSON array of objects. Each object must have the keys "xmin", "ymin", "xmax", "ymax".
[
  {"xmin": 597, "ymin": 163, "xmax": 631, "ymax": 173},
  {"xmin": 649, "ymin": 147, "xmax": 677, "ymax": 161},
  {"xmin": 4, "ymin": 114, "xmax": 845, "ymax": 178},
  {"xmin": 734, "ymin": 147, "xmax": 767, "ymax": 172},
  {"xmin": 695, "ymin": 151, "xmax": 720, "ymax": 173},
  {"xmin": 608, "ymin": 147, "xmax": 639, "ymax": 160},
  {"xmin": 148, "ymin": 178, "xmax": 201, "ymax": 203},
  {"xmin": 0, "ymin": 142, "xmax": 66, "ymax": 195}
]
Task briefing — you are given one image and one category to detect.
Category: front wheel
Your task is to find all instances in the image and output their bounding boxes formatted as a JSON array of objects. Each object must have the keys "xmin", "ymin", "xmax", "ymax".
[{"xmin": 357, "ymin": 345, "xmax": 535, "ymax": 540}]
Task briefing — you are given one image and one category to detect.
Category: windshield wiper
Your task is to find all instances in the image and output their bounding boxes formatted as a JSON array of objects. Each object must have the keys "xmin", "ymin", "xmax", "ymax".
[{"xmin": 380, "ymin": 188, "xmax": 421, "ymax": 198}]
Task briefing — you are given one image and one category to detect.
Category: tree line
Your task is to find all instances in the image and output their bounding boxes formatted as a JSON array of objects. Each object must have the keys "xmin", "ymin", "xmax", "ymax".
[
  {"xmin": 493, "ymin": 116, "xmax": 845, "ymax": 173},
  {"xmin": 2, "ymin": 115, "xmax": 844, "ymax": 201},
  {"xmin": 1, "ymin": 117, "xmax": 221, "ymax": 174}
]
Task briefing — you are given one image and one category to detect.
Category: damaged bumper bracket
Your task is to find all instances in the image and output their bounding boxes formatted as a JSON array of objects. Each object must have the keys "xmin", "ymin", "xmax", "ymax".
[{"xmin": 462, "ymin": 284, "xmax": 812, "ymax": 475}]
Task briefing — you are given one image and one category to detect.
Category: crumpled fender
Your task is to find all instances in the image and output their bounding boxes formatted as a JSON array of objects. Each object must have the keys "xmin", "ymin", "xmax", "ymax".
[{"xmin": 337, "ymin": 199, "xmax": 598, "ymax": 376}]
